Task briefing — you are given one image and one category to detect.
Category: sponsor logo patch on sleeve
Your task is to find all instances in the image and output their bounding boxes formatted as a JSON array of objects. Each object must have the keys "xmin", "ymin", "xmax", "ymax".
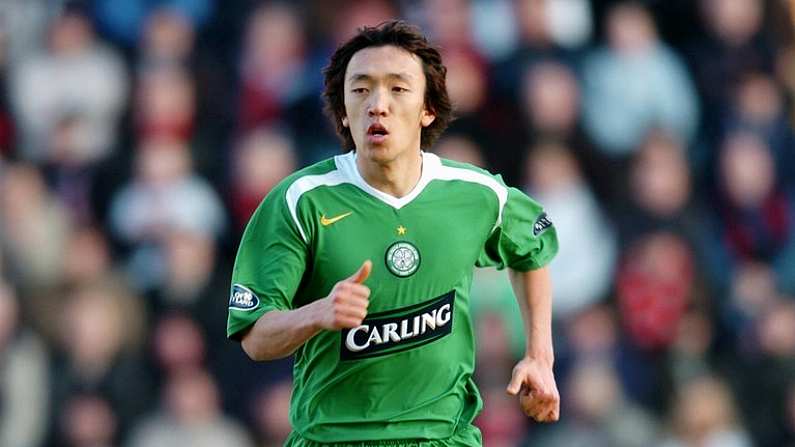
[
  {"xmin": 533, "ymin": 212, "xmax": 553, "ymax": 236},
  {"xmin": 229, "ymin": 284, "xmax": 259, "ymax": 311}
]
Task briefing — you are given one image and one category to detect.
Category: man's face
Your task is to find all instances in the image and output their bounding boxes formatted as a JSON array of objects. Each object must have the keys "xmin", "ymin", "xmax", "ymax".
[{"xmin": 342, "ymin": 45, "xmax": 435, "ymax": 163}]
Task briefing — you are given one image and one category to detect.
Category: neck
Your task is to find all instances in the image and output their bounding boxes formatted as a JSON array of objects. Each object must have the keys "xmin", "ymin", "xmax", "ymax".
[{"xmin": 356, "ymin": 149, "xmax": 423, "ymax": 198}]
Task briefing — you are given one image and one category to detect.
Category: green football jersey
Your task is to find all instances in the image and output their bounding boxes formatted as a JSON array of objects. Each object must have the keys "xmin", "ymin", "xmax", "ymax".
[{"xmin": 227, "ymin": 151, "xmax": 558, "ymax": 443}]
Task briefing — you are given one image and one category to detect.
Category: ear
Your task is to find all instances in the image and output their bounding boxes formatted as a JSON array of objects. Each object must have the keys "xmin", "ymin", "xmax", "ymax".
[
  {"xmin": 420, "ymin": 108, "xmax": 436, "ymax": 128},
  {"xmin": 342, "ymin": 117, "xmax": 349, "ymax": 128}
]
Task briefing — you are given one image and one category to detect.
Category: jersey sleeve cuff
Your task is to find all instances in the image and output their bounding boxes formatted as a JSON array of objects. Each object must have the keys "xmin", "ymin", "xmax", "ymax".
[{"xmin": 226, "ymin": 303, "xmax": 282, "ymax": 341}]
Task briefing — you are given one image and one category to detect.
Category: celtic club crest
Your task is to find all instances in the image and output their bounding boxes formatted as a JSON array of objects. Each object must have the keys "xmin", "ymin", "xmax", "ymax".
[{"xmin": 385, "ymin": 241, "xmax": 421, "ymax": 277}]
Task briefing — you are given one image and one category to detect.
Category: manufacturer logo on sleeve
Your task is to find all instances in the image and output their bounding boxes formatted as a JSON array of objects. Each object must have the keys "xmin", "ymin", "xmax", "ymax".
[
  {"xmin": 340, "ymin": 291, "xmax": 454, "ymax": 361},
  {"xmin": 533, "ymin": 212, "xmax": 553, "ymax": 236},
  {"xmin": 229, "ymin": 284, "xmax": 259, "ymax": 311}
]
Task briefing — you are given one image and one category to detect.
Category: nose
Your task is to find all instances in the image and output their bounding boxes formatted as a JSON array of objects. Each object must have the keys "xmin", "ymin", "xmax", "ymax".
[{"xmin": 367, "ymin": 88, "xmax": 389, "ymax": 117}]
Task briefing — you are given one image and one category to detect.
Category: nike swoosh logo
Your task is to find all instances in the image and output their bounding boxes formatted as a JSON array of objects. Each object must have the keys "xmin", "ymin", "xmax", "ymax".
[{"xmin": 320, "ymin": 211, "xmax": 353, "ymax": 226}]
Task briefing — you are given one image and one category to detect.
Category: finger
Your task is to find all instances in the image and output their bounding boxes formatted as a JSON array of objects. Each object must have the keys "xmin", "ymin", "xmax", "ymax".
[
  {"xmin": 336, "ymin": 316, "xmax": 365, "ymax": 329},
  {"xmin": 342, "ymin": 296, "xmax": 370, "ymax": 310},
  {"xmin": 346, "ymin": 283, "xmax": 371, "ymax": 299},
  {"xmin": 520, "ymin": 392, "xmax": 543, "ymax": 416},
  {"xmin": 534, "ymin": 411, "xmax": 553, "ymax": 423},
  {"xmin": 506, "ymin": 370, "xmax": 525, "ymax": 395},
  {"xmin": 349, "ymin": 260, "xmax": 372, "ymax": 284},
  {"xmin": 336, "ymin": 304, "xmax": 368, "ymax": 321},
  {"xmin": 538, "ymin": 407, "xmax": 557, "ymax": 423}
]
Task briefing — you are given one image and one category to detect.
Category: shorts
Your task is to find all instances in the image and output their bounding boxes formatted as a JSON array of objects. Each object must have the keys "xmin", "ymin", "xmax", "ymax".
[{"xmin": 283, "ymin": 424, "xmax": 482, "ymax": 447}]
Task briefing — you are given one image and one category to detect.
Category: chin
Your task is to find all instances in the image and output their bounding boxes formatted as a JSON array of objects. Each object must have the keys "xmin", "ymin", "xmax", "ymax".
[{"xmin": 358, "ymin": 145, "xmax": 395, "ymax": 162}]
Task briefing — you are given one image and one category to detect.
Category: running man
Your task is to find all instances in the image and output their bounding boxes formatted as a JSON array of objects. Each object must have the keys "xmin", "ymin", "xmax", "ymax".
[{"xmin": 228, "ymin": 20, "xmax": 560, "ymax": 446}]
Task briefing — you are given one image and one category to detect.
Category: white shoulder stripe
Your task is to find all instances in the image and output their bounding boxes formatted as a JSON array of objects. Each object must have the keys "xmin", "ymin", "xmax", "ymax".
[
  {"xmin": 285, "ymin": 169, "xmax": 348, "ymax": 243},
  {"xmin": 435, "ymin": 165, "xmax": 508, "ymax": 231}
]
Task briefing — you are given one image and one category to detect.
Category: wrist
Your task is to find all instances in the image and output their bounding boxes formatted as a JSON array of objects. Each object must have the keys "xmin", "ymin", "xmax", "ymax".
[
  {"xmin": 303, "ymin": 299, "xmax": 327, "ymax": 331},
  {"xmin": 524, "ymin": 347, "xmax": 554, "ymax": 366}
]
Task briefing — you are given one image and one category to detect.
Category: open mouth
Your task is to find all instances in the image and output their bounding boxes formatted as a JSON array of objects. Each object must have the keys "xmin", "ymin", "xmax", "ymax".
[{"xmin": 367, "ymin": 123, "xmax": 389, "ymax": 137}]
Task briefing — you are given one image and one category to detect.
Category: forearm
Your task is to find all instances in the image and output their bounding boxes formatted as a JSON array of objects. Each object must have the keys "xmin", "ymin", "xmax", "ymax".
[
  {"xmin": 241, "ymin": 301, "xmax": 324, "ymax": 361},
  {"xmin": 509, "ymin": 266, "xmax": 554, "ymax": 363}
]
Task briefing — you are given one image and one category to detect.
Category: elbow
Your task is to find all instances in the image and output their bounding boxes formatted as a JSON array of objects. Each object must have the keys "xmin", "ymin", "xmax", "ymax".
[
  {"xmin": 241, "ymin": 333, "xmax": 267, "ymax": 361},
  {"xmin": 241, "ymin": 333, "xmax": 284, "ymax": 361}
]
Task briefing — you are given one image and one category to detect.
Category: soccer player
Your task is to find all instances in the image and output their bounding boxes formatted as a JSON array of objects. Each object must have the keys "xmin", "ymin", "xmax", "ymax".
[{"xmin": 227, "ymin": 20, "xmax": 560, "ymax": 446}]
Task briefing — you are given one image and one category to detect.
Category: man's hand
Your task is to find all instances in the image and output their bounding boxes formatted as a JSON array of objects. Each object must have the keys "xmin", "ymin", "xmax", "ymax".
[
  {"xmin": 314, "ymin": 260, "xmax": 372, "ymax": 330},
  {"xmin": 506, "ymin": 356, "xmax": 560, "ymax": 422}
]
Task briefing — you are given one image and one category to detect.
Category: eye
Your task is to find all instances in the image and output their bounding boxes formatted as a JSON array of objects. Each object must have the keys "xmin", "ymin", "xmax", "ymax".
[
  {"xmin": 352, "ymin": 87, "xmax": 368, "ymax": 94},
  {"xmin": 392, "ymin": 86, "xmax": 409, "ymax": 93}
]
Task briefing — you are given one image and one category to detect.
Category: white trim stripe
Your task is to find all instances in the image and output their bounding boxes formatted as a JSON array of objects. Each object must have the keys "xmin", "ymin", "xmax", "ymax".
[
  {"xmin": 336, "ymin": 151, "xmax": 441, "ymax": 210},
  {"xmin": 285, "ymin": 169, "xmax": 348, "ymax": 243},
  {"xmin": 283, "ymin": 152, "xmax": 507, "ymax": 243},
  {"xmin": 434, "ymin": 164, "xmax": 508, "ymax": 232}
]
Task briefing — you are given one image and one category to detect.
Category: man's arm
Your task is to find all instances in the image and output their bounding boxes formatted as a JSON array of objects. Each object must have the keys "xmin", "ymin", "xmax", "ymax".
[
  {"xmin": 505, "ymin": 266, "xmax": 560, "ymax": 422},
  {"xmin": 241, "ymin": 260, "xmax": 372, "ymax": 361}
]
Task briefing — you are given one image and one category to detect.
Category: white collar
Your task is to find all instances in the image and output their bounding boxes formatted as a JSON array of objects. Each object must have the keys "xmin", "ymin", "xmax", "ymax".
[{"xmin": 334, "ymin": 151, "xmax": 441, "ymax": 209}]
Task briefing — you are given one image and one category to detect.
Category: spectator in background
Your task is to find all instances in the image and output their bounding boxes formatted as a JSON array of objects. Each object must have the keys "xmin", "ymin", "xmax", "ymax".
[
  {"xmin": 9, "ymin": 4, "xmax": 127, "ymax": 165},
  {"xmin": 238, "ymin": 3, "xmax": 310, "ymax": 132},
  {"xmin": 139, "ymin": 7, "xmax": 196, "ymax": 67},
  {"xmin": 60, "ymin": 393, "xmax": 119, "ymax": 447},
  {"xmin": 623, "ymin": 131, "xmax": 695, "ymax": 233},
  {"xmin": 616, "ymin": 231, "xmax": 695, "ymax": 352},
  {"xmin": 686, "ymin": 0, "xmax": 774, "ymax": 141},
  {"xmin": 152, "ymin": 229, "xmax": 233, "ymax": 351},
  {"xmin": 433, "ymin": 134, "xmax": 486, "ymax": 167},
  {"xmin": 421, "ymin": 0, "xmax": 478, "ymax": 54},
  {"xmin": 229, "ymin": 127, "xmax": 297, "ymax": 232},
  {"xmin": 669, "ymin": 310, "xmax": 714, "ymax": 387},
  {"xmin": 0, "ymin": 163, "xmax": 72, "ymax": 293},
  {"xmin": 151, "ymin": 312, "xmax": 207, "ymax": 390},
  {"xmin": 721, "ymin": 71, "xmax": 795, "ymax": 184},
  {"xmin": 126, "ymin": 368, "xmax": 253, "ymax": 447},
  {"xmin": 135, "ymin": 64, "xmax": 195, "ymax": 143},
  {"xmin": 518, "ymin": 60, "xmax": 615, "ymax": 201},
  {"xmin": 660, "ymin": 375, "xmax": 752, "ymax": 447},
  {"xmin": 0, "ymin": 280, "xmax": 50, "ymax": 447},
  {"xmin": 581, "ymin": 1, "xmax": 699, "ymax": 157},
  {"xmin": 249, "ymin": 380, "xmax": 292, "ymax": 447},
  {"xmin": 475, "ymin": 384, "xmax": 527, "ymax": 447},
  {"xmin": 523, "ymin": 140, "xmax": 616, "ymax": 319},
  {"xmin": 62, "ymin": 227, "xmax": 113, "ymax": 289},
  {"xmin": 0, "ymin": 0, "xmax": 59, "ymax": 65},
  {"xmin": 92, "ymin": 0, "xmax": 213, "ymax": 48},
  {"xmin": 109, "ymin": 137, "xmax": 225, "ymax": 291},
  {"xmin": 731, "ymin": 299, "xmax": 795, "ymax": 446},
  {"xmin": 492, "ymin": 0, "xmax": 583, "ymax": 94},
  {"xmin": 708, "ymin": 131, "xmax": 795, "ymax": 290},
  {"xmin": 527, "ymin": 361, "xmax": 658, "ymax": 447},
  {"xmin": 442, "ymin": 48, "xmax": 494, "ymax": 161},
  {"xmin": 620, "ymin": 130, "xmax": 716, "ymax": 281},
  {"xmin": 327, "ymin": 0, "xmax": 397, "ymax": 46},
  {"xmin": 49, "ymin": 280, "xmax": 151, "ymax": 445}
]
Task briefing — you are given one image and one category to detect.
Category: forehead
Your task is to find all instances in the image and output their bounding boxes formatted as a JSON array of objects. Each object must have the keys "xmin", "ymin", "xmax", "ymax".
[{"xmin": 345, "ymin": 45, "xmax": 425, "ymax": 83}]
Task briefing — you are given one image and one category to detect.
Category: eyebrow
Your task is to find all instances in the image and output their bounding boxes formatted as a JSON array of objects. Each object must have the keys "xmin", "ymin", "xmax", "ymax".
[{"xmin": 347, "ymin": 72, "xmax": 416, "ymax": 83}]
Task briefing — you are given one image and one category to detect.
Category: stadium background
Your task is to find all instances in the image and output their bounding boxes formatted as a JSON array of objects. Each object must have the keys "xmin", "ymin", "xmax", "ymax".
[{"xmin": 0, "ymin": 0, "xmax": 794, "ymax": 446}]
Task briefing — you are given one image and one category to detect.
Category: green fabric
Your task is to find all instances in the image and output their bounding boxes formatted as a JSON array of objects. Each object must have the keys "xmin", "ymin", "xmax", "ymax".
[
  {"xmin": 227, "ymin": 152, "xmax": 557, "ymax": 443},
  {"xmin": 283, "ymin": 424, "xmax": 482, "ymax": 446}
]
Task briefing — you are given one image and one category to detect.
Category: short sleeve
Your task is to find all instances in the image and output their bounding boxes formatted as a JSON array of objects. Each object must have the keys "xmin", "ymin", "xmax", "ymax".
[
  {"xmin": 477, "ymin": 187, "xmax": 558, "ymax": 271},
  {"xmin": 226, "ymin": 186, "xmax": 308, "ymax": 340}
]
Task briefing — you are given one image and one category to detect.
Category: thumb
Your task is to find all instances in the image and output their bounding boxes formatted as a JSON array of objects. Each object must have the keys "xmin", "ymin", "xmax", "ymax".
[
  {"xmin": 349, "ymin": 260, "xmax": 372, "ymax": 284},
  {"xmin": 506, "ymin": 370, "xmax": 525, "ymax": 395}
]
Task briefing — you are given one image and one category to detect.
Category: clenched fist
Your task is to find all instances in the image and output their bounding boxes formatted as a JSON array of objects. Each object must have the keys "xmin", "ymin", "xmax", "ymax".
[
  {"xmin": 506, "ymin": 356, "xmax": 560, "ymax": 423},
  {"xmin": 315, "ymin": 260, "xmax": 372, "ymax": 330}
]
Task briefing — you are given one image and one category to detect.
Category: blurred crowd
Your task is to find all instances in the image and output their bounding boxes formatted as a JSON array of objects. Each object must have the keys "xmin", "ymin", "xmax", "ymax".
[{"xmin": 0, "ymin": 0, "xmax": 794, "ymax": 446}]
